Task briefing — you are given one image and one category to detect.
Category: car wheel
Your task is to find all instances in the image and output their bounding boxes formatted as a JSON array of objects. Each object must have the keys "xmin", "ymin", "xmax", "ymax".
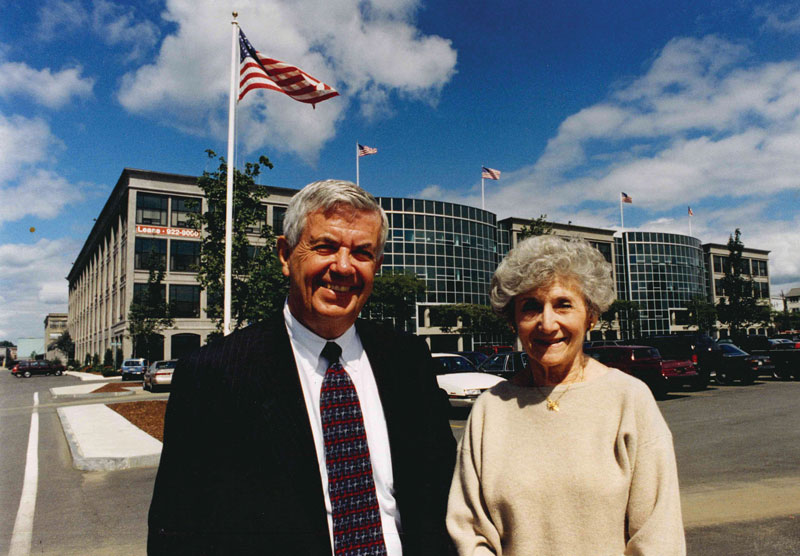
[
  {"xmin": 740, "ymin": 372, "xmax": 755, "ymax": 386},
  {"xmin": 772, "ymin": 364, "xmax": 792, "ymax": 381},
  {"xmin": 23, "ymin": 371, "xmax": 32, "ymax": 378},
  {"xmin": 714, "ymin": 370, "xmax": 729, "ymax": 386},
  {"xmin": 54, "ymin": 370, "xmax": 62, "ymax": 376},
  {"xmin": 691, "ymin": 373, "xmax": 709, "ymax": 391},
  {"xmin": 650, "ymin": 382, "xmax": 668, "ymax": 400}
]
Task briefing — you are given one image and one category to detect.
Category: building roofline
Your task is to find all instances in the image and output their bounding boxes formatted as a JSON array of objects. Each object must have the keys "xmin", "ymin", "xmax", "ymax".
[
  {"xmin": 702, "ymin": 242, "xmax": 771, "ymax": 255},
  {"xmin": 497, "ymin": 216, "xmax": 617, "ymax": 236}
]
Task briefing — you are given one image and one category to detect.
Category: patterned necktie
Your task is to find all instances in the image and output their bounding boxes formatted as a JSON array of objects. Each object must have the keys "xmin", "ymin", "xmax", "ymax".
[{"xmin": 320, "ymin": 342, "xmax": 388, "ymax": 556}]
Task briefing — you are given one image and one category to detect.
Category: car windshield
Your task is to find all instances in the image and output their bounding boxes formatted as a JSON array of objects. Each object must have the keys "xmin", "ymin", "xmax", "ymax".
[
  {"xmin": 157, "ymin": 361, "xmax": 177, "ymax": 369},
  {"xmin": 123, "ymin": 360, "xmax": 142, "ymax": 366},
  {"xmin": 720, "ymin": 343, "xmax": 748, "ymax": 356},
  {"xmin": 435, "ymin": 356, "xmax": 477, "ymax": 374},
  {"xmin": 633, "ymin": 348, "xmax": 660, "ymax": 360},
  {"xmin": 479, "ymin": 354, "xmax": 507, "ymax": 371}
]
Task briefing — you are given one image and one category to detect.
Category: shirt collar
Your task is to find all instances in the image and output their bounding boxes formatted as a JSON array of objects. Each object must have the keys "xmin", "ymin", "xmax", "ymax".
[{"xmin": 283, "ymin": 301, "xmax": 359, "ymax": 368}]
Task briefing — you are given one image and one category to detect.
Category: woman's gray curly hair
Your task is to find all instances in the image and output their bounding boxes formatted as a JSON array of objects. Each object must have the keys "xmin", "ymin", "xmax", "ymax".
[{"xmin": 490, "ymin": 235, "xmax": 616, "ymax": 324}]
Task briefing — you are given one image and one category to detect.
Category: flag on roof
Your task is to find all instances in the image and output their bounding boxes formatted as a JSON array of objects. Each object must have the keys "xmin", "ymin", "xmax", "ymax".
[
  {"xmin": 688, "ymin": 206, "xmax": 694, "ymax": 216},
  {"xmin": 621, "ymin": 192, "xmax": 633, "ymax": 203},
  {"xmin": 238, "ymin": 29, "xmax": 338, "ymax": 106},
  {"xmin": 482, "ymin": 167, "xmax": 501, "ymax": 180},
  {"xmin": 358, "ymin": 144, "xmax": 378, "ymax": 157}
]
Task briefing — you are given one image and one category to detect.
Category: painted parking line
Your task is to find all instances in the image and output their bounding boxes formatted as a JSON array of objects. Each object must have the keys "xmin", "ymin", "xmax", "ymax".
[{"xmin": 9, "ymin": 392, "xmax": 39, "ymax": 556}]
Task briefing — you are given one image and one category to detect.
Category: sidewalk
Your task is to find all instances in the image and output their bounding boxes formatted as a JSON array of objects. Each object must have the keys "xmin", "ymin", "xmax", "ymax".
[
  {"xmin": 55, "ymin": 374, "xmax": 164, "ymax": 471},
  {"xmin": 58, "ymin": 403, "xmax": 163, "ymax": 471}
]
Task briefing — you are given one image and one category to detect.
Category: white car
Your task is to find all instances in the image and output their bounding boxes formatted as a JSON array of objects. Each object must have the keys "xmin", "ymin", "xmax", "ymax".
[
  {"xmin": 143, "ymin": 359, "xmax": 178, "ymax": 392},
  {"xmin": 432, "ymin": 353, "xmax": 505, "ymax": 407}
]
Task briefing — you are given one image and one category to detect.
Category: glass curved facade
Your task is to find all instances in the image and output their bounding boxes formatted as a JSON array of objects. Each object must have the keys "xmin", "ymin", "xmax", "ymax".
[
  {"xmin": 377, "ymin": 197, "xmax": 498, "ymax": 305},
  {"xmin": 615, "ymin": 231, "xmax": 706, "ymax": 336}
]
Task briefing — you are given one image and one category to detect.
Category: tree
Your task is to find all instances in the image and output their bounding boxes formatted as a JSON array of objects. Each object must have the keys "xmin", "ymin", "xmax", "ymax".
[
  {"xmin": 362, "ymin": 270, "xmax": 427, "ymax": 331},
  {"xmin": 431, "ymin": 303, "xmax": 515, "ymax": 343},
  {"xmin": 600, "ymin": 300, "xmax": 641, "ymax": 340},
  {"xmin": 51, "ymin": 330, "xmax": 75, "ymax": 360},
  {"xmin": 103, "ymin": 348, "xmax": 113, "ymax": 367},
  {"xmin": 716, "ymin": 229, "xmax": 768, "ymax": 338},
  {"xmin": 684, "ymin": 296, "xmax": 717, "ymax": 334},
  {"xmin": 190, "ymin": 150, "xmax": 287, "ymax": 334},
  {"xmin": 517, "ymin": 214, "xmax": 553, "ymax": 241},
  {"xmin": 128, "ymin": 261, "xmax": 174, "ymax": 359}
]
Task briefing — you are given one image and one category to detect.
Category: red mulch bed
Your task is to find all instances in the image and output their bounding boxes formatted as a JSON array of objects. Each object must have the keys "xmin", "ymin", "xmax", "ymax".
[
  {"xmin": 107, "ymin": 401, "xmax": 167, "ymax": 442},
  {"xmin": 92, "ymin": 381, "xmax": 139, "ymax": 393}
]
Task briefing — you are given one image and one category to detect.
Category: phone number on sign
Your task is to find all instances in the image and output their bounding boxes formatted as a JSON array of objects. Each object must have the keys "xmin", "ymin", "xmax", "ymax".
[{"xmin": 136, "ymin": 225, "xmax": 201, "ymax": 238}]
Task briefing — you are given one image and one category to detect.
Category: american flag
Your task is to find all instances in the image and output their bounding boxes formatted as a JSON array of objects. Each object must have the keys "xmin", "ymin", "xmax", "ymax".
[
  {"xmin": 482, "ymin": 166, "xmax": 501, "ymax": 180},
  {"xmin": 238, "ymin": 29, "xmax": 338, "ymax": 105},
  {"xmin": 621, "ymin": 192, "xmax": 633, "ymax": 204},
  {"xmin": 688, "ymin": 206, "xmax": 694, "ymax": 216},
  {"xmin": 357, "ymin": 144, "xmax": 378, "ymax": 157}
]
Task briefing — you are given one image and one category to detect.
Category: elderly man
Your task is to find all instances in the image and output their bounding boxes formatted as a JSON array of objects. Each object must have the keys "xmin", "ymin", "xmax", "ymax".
[{"xmin": 148, "ymin": 180, "xmax": 456, "ymax": 555}]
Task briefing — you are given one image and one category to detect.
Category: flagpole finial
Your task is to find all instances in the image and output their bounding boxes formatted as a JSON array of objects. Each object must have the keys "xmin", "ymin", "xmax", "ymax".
[{"xmin": 232, "ymin": 11, "xmax": 238, "ymax": 19}]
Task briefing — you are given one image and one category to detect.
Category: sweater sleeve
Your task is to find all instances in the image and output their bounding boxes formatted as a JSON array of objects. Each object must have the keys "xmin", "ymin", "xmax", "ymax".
[
  {"xmin": 624, "ymin": 423, "xmax": 686, "ymax": 555},
  {"xmin": 446, "ymin": 404, "xmax": 502, "ymax": 556}
]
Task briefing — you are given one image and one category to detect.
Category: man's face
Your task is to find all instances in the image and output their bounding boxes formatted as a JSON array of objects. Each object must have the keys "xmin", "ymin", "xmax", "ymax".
[{"xmin": 279, "ymin": 206, "xmax": 383, "ymax": 339}]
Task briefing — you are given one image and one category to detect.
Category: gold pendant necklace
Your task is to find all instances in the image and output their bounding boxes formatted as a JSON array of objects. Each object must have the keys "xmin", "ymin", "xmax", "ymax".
[{"xmin": 536, "ymin": 364, "xmax": 584, "ymax": 412}]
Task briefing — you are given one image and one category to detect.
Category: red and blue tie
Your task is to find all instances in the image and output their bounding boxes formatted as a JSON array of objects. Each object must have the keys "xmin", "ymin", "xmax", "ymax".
[{"xmin": 320, "ymin": 342, "xmax": 388, "ymax": 556}]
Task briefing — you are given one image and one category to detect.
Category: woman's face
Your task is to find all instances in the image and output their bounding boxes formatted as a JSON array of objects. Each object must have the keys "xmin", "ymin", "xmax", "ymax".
[{"xmin": 513, "ymin": 276, "xmax": 592, "ymax": 375}]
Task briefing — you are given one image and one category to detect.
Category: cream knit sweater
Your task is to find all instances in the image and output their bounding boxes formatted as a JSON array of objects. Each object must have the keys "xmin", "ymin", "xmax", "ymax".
[{"xmin": 447, "ymin": 369, "xmax": 685, "ymax": 556}]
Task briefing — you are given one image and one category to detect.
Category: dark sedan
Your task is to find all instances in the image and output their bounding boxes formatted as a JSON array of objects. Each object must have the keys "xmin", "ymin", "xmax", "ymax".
[{"xmin": 714, "ymin": 343, "xmax": 758, "ymax": 385}]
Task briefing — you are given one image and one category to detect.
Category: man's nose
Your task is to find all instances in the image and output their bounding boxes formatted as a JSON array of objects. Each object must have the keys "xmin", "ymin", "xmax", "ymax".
[{"xmin": 330, "ymin": 249, "xmax": 355, "ymax": 275}]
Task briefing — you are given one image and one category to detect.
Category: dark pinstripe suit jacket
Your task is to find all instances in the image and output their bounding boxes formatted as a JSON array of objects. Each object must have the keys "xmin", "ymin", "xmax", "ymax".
[{"xmin": 147, "ymin": 313, "xmax": 456, "ymax": 555}]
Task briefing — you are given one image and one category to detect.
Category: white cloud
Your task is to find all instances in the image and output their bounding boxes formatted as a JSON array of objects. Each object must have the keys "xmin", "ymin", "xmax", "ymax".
[
  {"xmin": 755, "ymin": 3, "xmax": 800, "ymax": 34},
  {"xmin": 35, "ymin": 0, "xmax": 160, "ymax": 61},
  {"xmin": 0, "ymin": 61, "xmax": 94, "ymax": 109},
  {"xmin": 118, "ymin": 0, "xmax": 457, "ymax": 160},
  {"xmin": 418, "ymin": 34, "xmax": 800, "ymax": 288},
  {"xmin": 0, "ymin": 239, "xmax": 76, "ymax": 342},
  {"xmin": 0, "ymin": 112, "xmax": 83, "ymax": 223}
]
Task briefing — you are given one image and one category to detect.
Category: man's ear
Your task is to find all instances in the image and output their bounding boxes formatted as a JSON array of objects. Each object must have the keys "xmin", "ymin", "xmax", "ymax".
[
  {"xmin": 277, "ymin": 236, "xmax": 291, "ymax": 277},
  {"xmin": 375, "ymin": 254, "xmax": 384, "ymax": 274}
]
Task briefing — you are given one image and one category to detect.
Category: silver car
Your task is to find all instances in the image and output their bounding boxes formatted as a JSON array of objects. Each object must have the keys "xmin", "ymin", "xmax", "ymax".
[{"xmin": 143, "ymin": 360, "xmax": 178, "ymax": 392}]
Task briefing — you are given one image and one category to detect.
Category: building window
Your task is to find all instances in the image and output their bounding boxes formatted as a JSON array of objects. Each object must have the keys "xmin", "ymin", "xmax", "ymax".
[
  {"xmin": 245, "ymin": 205, "xmax": 267, "ymax": 234},
  {"xmin": 169, "ymin": 285, "xmax": 201, "ymax": 318},
  {"xmin": 272, "ymin": 206, "xmax": 287, "ymax": 235},
  {"xmin": 170, "ymin": 196, "xmax": 200, "ymax": 228},
  {"xmin": 134, "ymin": 238, "xmax": 167, "ymax": 269},
  {"xmin": 136, "ymin": 193, "xmax": 168, "ymax": 225},
  {"xmin": 133, "ymin": 282, "xmax": 167, "ymax": 313},
  {"xmin": 170, "ymin": 240, "xmax": 200, "ymax": 272}
]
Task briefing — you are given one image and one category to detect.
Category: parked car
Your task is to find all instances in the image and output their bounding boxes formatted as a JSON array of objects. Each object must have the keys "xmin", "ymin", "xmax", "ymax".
[
  {"xmin": 11, "ymin": 360, "xmax": 66, "ymax": 378},
  {"xmin": 714, "ymin": 343, "xmax": 759, "ymax": 385},
  {"xmin": 473, "ymin": 345, "xmax": 514, "ymax": 356},
  {"xmin": 734, "ymin": 336, "xmax": 800, "ymax": 380},
  {"xmin": 121, "ymin": 358, "xmax": 148, "ymax": 381},
  {"xmin": 456, "ymin": 351, "xmax": 489, "ymax": 368},
  {"xmin": 478, "ymin": 351, "xmax": 528, "ymax": 380},
  {"xmin": 431, "ymin": 353, "xmax": 504, "ymax": 407},
  {"xmin": 627, "ymin": 334, "xmax": 720, "ymax": 389},
  {"xmin": 584, "ymin": 345, "xmax": 701, "ymax": 399},
  {"xmin": 583, "ymin": 339, "xmax": 624, "ymax": 348},
  {"xmin": 143, "ymin": 359, "xmax": 177, "ymax": 392}
]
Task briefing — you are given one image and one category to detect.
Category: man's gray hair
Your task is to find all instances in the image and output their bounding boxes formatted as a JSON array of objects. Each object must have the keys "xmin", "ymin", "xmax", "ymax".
[
  {"xmin": 283, "ymin": 179, "xmax": 389, "ymax": 257},
  {"xmin": 490, "ymin": 235, "xmax": 616, "ymax": 323}
]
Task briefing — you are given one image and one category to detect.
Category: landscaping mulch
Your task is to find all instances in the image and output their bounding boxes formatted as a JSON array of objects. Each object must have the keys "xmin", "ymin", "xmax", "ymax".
[
  {"xmin": 107, "ymin": 401, "xmax": 168, "ymax": 442},
  {"xmin": 92, "ymin": 381, "xmax": 139, "ymax": 393}
]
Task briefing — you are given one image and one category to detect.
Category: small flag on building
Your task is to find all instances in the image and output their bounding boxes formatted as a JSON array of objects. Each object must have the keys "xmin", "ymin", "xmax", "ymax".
[
  {"xmin": 482, "ymin": 166, "xmax": 501, "ymax": 180},
  {"xmin": 688, "ymin": 206, "xmax": 694, "ymax": 216},
  {"xmin": 238, "ymin": 29, "xmax": 338, "ymax": 106},
  {"xmin": 621, "ymin": 192, "xmax": 633, "ymax": 204},
  {"xmin": 357, "ymin": 144, "xmax": 378, "ymax": 157}
]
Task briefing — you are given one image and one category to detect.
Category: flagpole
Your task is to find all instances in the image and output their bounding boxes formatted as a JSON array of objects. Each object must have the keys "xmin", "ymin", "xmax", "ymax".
[
  {"xmin": 223, "ymin": 12, "xmax": 239, "ymax": 337},
  {"xmin": 688, "ymin": 211, "xmax": 693, "ymax": 237},
  {"xmin": 620, "ymin": 195, "xmax": 624, "ymax": 230},
  {"xmin": 356, "ymin": 143, "xmax": 360, "ymax": 187},
  {"xmin": 481, "ymin": 176, "xmax": 485, "ymax": 210}
]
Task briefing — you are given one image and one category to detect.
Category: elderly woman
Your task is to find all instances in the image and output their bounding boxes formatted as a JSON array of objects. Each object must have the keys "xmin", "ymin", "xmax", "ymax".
[{"xmin": 447, "ymin": 235, "xmax": 685, "ymax": 555}]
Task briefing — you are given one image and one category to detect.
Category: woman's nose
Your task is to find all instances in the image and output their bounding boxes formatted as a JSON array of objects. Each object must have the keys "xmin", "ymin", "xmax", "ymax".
[{"xmin": 538, "ymin": 306, "xmax": 559, "ymax": 333}]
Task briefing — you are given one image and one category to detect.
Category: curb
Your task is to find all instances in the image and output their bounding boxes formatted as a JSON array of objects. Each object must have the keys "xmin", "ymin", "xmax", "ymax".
[
  {"xmin": 57, "ymin": 405, "xmax": 162, "ymax": 471},
  {"xmin": 51, "ymin": 389, "xmax": 136, "ymax": 400}
]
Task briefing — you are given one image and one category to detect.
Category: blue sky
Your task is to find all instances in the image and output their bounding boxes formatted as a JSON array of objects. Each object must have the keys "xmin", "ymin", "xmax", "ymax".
[{"xmin": 2, "ymin": 0, "xmax": 800, "ymax": 341}]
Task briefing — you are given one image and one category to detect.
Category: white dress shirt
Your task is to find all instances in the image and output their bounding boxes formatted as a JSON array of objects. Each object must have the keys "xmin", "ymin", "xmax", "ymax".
[{"xmin": 283, "ymin": 302, "xmax": 402, "ymax": 555}]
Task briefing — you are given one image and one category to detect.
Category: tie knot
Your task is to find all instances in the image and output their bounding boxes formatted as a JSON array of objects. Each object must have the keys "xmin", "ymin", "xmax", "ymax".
[{"xmin": 321, "ymin": 342, "xmax": 342, "ymax": 366}]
